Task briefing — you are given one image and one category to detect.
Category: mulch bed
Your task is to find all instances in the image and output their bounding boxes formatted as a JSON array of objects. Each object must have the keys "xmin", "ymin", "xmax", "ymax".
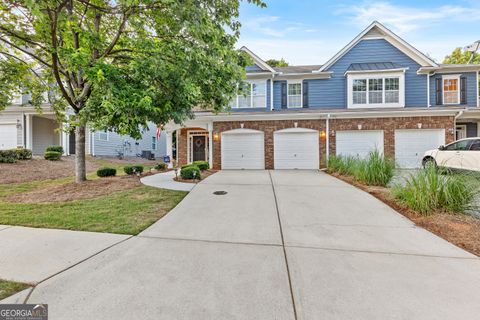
[
  {"xmin": 174, "ymin": 169, "xmax": 218, "ymax": 184},
  {"xmin": 0, "ymin": 156, "xmax": 98, "ymax": 184},
  {"xmin": 5, "ymin": 175, "xmax": 142, "ymax": 203},
  {"xmin": 329, "ymin": 171, "xmax": 480, "ymax": 257}
]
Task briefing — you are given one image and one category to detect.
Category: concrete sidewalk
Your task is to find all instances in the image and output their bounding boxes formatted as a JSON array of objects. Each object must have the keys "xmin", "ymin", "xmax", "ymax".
[
  {"xmin": 140, "ymin": 171, "xmax": 195, "ymax": 191},
  {"xmin": 5, "ymin": 170, "xmax": 480, "ymax": 319}
]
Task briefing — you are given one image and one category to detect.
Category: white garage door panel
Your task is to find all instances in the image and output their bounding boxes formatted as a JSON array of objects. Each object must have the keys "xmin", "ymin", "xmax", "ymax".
[
  {"xmin": 222, "ymin": 131, "xmax": 264, "ymax": 169},
  {"xmin": 336, "ymin": 130, "xmax": 384, "ymax": 158},
  {"xmin": 0, "ymin": 124, "xmax": 17, "ymax": 150},
  {"xmin": 395, "ymin": 129, "xmax": 445, "ymax": 168},
  {"xmin": 274, "ymin": 131, "xmax": 319, "ymax": 169}
]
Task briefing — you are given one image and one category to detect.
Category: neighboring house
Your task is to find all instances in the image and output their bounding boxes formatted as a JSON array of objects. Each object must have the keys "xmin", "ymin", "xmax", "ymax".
[
  {"xmin": 0, "ymin": 95, "xmax": 166, "ymax": 158},
  {"xmin": 166, "ymin": 21, "xmax": 480, "ymax": 169}
]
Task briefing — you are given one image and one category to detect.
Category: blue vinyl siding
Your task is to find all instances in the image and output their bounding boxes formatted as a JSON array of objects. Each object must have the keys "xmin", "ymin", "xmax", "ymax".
[
  {"xmin": 309, "ymin": 38, "xmax": 427, "ymax": 108},
  {"xmin": 92, "ymin": 122, "xmax": 166, "ymax": 158},
  {"xmin": 429, "ymin": 72, "xmax": 477, "ymax": 107},
  {"xmin": 246, "ymin": 64, "xmax": 264, "ymax": 72}
]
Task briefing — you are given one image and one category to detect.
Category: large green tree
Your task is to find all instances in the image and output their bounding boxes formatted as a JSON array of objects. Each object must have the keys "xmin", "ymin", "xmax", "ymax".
[
  {"xmin": 0, "ymin": 0, "xmax": 263, "ymax": 182},
  {"xmin": 265, "ymin": 58, "xmax": 288, "ymax": 67},
  {"xmin": 443, "ymin": 47, "xmax": 480, "ymax": 64}
]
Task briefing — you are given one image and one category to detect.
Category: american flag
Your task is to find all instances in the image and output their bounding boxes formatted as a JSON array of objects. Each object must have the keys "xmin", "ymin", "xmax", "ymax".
[{"xmin": 156, "ymin": 124, "xmax": 163, "ymax": 140}]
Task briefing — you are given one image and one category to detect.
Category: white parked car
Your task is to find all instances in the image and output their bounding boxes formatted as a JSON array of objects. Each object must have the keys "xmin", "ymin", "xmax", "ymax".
[{"xmin": 423, "ymin": 138, "xmax": 480, "ymax": 171}]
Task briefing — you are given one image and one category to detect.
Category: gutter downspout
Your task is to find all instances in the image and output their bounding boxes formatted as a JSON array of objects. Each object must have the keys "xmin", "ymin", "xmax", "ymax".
[
  {"xmin": 325, "ymin": 114, "xmax": 330, "ymax": 167},
  {"xmin": 454, "ymin": 110, "xmax": 465, "ymax": 140},
  {"xmin": 91, "ymin": 131, "xmax": 95, "ymax": 156},
  {"xmin": 270, "ymin": 74, "xmax": 274, "ymax": 110}
]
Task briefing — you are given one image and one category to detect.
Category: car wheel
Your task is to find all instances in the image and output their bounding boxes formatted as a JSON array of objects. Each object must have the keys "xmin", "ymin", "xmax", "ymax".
[{"xmin": 422, "ymin": 157, "xmax": 437, "ymax": 169}]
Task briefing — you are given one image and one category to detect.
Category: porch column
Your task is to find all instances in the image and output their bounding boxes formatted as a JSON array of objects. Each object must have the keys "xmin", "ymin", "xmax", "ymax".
[
  {"xmin": 25, "ymin": 114, "xmax": 33, "ymax": 150},
  {"xmin": 165, "ymin": 130, "xmax": 174, "ymax": 168},
  {"xmin": 207, "ymin": 123, "xmax": 213, "ymax": 169},
  {"xmin": 61, "ymin": 123, "xmax": 69, "ymax": 155}
]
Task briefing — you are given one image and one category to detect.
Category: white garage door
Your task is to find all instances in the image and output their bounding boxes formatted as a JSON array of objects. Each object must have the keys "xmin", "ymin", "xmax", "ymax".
[
  {"xmin": 395, "ymin": 129, "xmax": 445, "ymax": 168},
  {"xmin": 0, "ymin": 124, "xmax": 17, "ymax": 150},
  {"xmin": 221, "ymin": 129, "xmax": 264, "ymax": 169},
  {"xmin": 274, "ymin": 128, "xmax": 319, "ymax": 169},
  {"xmin": 336, "ymin": 130, "xmax": 384, "ymax": 158}
]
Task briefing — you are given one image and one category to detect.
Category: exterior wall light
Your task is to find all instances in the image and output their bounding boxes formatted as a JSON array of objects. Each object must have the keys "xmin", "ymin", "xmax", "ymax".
[
  {"xmin": 320, "ymin": 131, "xmax": 326, "ymax": 139},
  {"xmin": 294, "ymin": 122, "xmax": 298, "ymax": 128},
  {"xmin": 417, "ymin": 123, "xmax": 422, "ymax": 129},
  {"xmin": 213, "ymin": 133, "xmax": 219, "ymax": 141},
  {"xmin": 357, "ymin": 124, "xmax": 363, "ymax": 130},
  {"xmin": 240, "ymin": 123, "xmax": 244, "ymax": 129},
  {"xmin": 16, "ymin": 119, "xmax": 22, "ymax": 129}
]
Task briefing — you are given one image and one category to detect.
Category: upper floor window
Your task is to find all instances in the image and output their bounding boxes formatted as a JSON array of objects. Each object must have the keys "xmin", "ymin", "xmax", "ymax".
[
  {"xmin": 443, "ymin": 75, "xmax": 460, "ymax": 105},
  {"xmin": 98, "ymin": 131, "xmax": 109, "ymax": 141},
  {"xmin": 287, "ymin": 82, "xmax": 302, "ymax": 108},
  {"xmin": 232, "ymin": 80, "xmax": 267, "ymax": 108},
  {"xmin": 348, "ymin": 73, "xmax": 404, "ymax": 108}
]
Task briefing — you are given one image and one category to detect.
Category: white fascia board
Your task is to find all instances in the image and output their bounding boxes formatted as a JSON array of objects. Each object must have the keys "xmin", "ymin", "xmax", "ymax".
[
  {"xmin": 240, "ymin": 46, "xmax": 276, "ymax": 73},
  {"xmin": 246, "ymin": 73, "xmax": 275, "ymax": 79},
  {"xmin": 318, "ymin": 21, "xmax": 437, "ymax": 72},
  {"xmin": 417, "ymin": 65, "xmax": 480, "ymax": 74}
]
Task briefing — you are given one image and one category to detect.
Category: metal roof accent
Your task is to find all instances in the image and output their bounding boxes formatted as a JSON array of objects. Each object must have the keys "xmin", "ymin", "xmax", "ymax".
[{"xmin": 346, "ymin": 62, "xmax": 405, "ymax": 71}]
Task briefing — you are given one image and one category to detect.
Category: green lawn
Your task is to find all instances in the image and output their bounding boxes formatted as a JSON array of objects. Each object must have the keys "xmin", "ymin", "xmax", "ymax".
[
  {"xmin": 0, "ymin": 279, "xmax": 30, "ymax": 300},
  {"xmin": 0, "ymin": 183, "xmax": 187, "ymax": 235}
]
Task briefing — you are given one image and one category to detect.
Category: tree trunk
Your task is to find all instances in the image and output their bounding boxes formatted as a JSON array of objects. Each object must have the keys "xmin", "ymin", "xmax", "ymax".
[{"xmin": 75, "ymin": 125, "xmax": 87, "ymax": 183}]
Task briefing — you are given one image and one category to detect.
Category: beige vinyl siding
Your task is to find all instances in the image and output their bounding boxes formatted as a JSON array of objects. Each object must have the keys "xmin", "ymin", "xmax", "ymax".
[{"xmin": 32, "ymin": 116, "xmax": 60, "ymax": 154}]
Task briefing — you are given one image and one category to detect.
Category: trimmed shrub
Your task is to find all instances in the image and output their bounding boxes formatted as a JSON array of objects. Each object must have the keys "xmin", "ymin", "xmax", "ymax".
[
  {"xmin": 393, "ymin": 165, "xmax": 478, "ymax": 215},
  {"xmin": 192, "ymin": 160, "xmax": 209, "ymax": 171},
  {"xmin": 124, "ymin": 165, "xmax": 144, "ymax": 175},
  {"xmin": 154, "ymin": 162, "xmax": 167, "ymax": 171},
  {"xmin": 180, "ymin": 165, "xmax": 201, "ymax": 180},
  {"xmin": 44, "ymin": 151, "xmax": 62, "ymax": 161},
  {"xmin": 97, "ymin": 167, "xmax": 117, "ymax": 177},
  {"xmin": 327, "ymin": 155, "xmax": 359, "ymax": 176},
  {"xmin": 45, "ymin": 145, "xmax": 64, "ymax": 154},
  {"xmin": 15, "ymin": 148, "xmax": 32, "ymax": 160},
  {"xmin": 0, "ymin": 149, "xmax": 17, "ymax": 163}
]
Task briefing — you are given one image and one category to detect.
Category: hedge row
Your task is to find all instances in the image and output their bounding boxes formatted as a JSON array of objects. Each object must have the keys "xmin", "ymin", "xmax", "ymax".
[{"xmin": 0, "ymin": 148, "xmax": 33, "ymax": 163}]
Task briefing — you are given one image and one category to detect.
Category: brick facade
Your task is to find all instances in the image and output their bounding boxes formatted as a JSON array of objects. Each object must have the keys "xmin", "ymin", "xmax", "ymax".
[
  {"xmin": 329, "ymin": 116, "xmax": 455, "ymax": 158},
  {"xmin": 212, "ymin": 120, "xmax": 327, "ymax": 170},
  {"xmin": 176, "ymin": 116, "xmax": 455, "ymax": 170},
  {"xmin": 176, "ymin": 127, "xmax": 207, "ymax": 166}
]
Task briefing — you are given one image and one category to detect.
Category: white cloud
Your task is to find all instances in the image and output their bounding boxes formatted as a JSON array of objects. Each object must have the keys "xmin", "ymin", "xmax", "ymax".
[
  {"xmin": 340, "ymin": 1, "xmax": 480, "ymax": 34},
  {"xmin": 241, "ymin": 15, "xmax": 318, "ymax": 38}
]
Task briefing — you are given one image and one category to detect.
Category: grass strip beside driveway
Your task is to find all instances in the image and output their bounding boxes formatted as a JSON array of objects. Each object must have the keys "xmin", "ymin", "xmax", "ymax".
[
  {"xmin": 0, "ymin": 186, "xmax": 187, "ymax": 235},
  {"xmin": 0, "ymin": 279, "xmax": 30, "ymax": 300}
]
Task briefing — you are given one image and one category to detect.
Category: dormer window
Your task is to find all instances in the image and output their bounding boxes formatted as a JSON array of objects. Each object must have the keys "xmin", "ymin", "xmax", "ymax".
[{"xmin": 231, "ymin": 80, "xmax": 267, "ymax": 109}]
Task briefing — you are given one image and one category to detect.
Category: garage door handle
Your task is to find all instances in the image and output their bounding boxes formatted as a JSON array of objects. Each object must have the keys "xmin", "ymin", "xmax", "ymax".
[
  {"xmin": 294, "ymin": 154, "xmax": 297, "ymax": 157},
  {"xmin": 241, "ymin": 154, "xmax": 244, "ymax": 158}
]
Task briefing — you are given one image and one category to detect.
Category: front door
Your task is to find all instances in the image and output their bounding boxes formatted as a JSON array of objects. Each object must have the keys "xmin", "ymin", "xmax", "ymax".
[{"xmin": 192, "ymin": 135, "xmax": 206, "ymax": 162}]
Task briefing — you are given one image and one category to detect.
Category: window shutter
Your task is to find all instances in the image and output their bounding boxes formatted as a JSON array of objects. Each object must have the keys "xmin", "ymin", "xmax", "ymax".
[
  {"xmin": 435, "ymin": 78, "xmax": 442, "ymax": 105},
  {"xmin": 460, "ymin": 76, "xmax": 467, "ymax": 105},
  {"xmin": 302, "ymin": 81, "xmax": 309, "ymax": 108},
  {"xmin": 281, "ymin": 82, "xmax": 287, "ymax": 109}
]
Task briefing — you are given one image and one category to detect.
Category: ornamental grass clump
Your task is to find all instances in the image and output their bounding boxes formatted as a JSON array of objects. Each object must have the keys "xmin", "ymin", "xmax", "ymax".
[
  {"xmin": 392, "ymin": 165, "xmax": 478, "ymax": 215},
  {"xmin": 355, "ymin": 150, "xmax": 395, "ymax": 187}
]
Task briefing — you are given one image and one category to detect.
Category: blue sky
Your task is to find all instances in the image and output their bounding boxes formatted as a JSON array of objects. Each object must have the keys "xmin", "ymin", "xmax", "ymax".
[{"xmin": 238, "ymin": 0, "xmax": 480, "ymax": 65}]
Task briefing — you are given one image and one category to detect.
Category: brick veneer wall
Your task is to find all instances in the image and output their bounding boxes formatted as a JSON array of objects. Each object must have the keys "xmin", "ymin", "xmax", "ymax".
[
  {"xmin": 329, "ymin": 116, "xmax": 455, "ymax": 158},
  {"xmin": 177, "ymin": 116, "xmax": 455, "ymax": 169},
  {"xmin": 212, "ymin": 120, "xmax": 327, "ymax": 170},
  {"xmin": 176, "ymin": 127, "xmax": 206, "ymax": 166}
]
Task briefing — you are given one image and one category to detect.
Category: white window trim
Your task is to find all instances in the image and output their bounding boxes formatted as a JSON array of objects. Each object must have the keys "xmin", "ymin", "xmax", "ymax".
[
  {"xmin": 287, "ymin": 80, "xmax": 303, "ymax": 109},
  {"xmin": 187, "ymin": 130, "xmax": 209, "ymax": 163},
  {"xmin": 347, "ymin": 72, "xmax": 405, "ymax": 109},
  {"xmin": 442, "ymin": 74, "xmax": 461, "ymax": 105},
  {"xmin": 98, "ymin": 131, "xmax": 109, "ymax": 141},
  {"xmin": 233, "ymin": 80, "xmax": 267, "ymax": 109}
]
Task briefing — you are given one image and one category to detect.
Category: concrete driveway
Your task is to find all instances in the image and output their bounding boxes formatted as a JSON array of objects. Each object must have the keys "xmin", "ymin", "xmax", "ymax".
[{"xmin": 8, "ymin": 170, "xmax": 480, "ymax": 319}]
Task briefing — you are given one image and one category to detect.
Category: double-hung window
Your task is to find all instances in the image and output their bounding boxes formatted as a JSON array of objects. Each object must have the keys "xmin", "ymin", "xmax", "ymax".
[
  {"xmin": 287, "ymin": 82, "xmax": 302, "ymax": 108},
  {"xmin": 232, "ymin": 80, "xmax": 267, "ymax": 108},
  {"xmin": 98, "ymin": 131, "xmax": 109, "ymax": 141},
  {"xmin": 349, "ymin": 74, "xmax": 403, "ymax": 108},
  {"xmin": 443, "ymin": 75, "xmax": 460, "ymax": 104}
]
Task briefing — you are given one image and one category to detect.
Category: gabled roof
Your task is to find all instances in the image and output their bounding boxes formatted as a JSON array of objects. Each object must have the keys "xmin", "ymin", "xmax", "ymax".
[
  {"xmin": 240, "ymin": 46, "xmax": 276, "ymax": 73},
  {"xmin": 317, "ymin": 21, "xmax": 438, "ymax": 72}
]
